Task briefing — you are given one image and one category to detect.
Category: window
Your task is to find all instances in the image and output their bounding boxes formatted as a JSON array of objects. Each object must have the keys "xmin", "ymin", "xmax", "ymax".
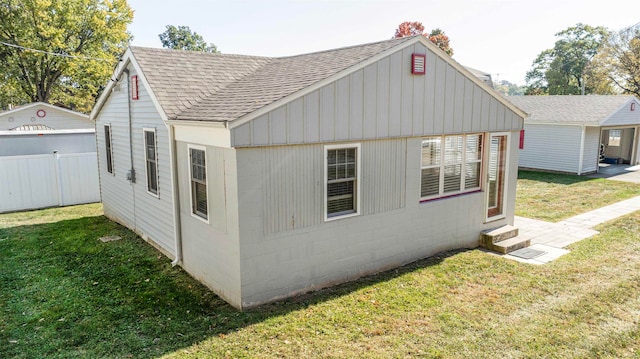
[
  {"xmin": 104, "ymin": 124, "xmax": 114, "ymax": 174},
  {"xmin": 421, "ymin": 134, "xmax": 483, "ymax": 200},
  {"xmin": 608, "ymin": 129, "xmax": 621, "ymax": 146},
  {"xmin": 143, "ymin": 128, "xmax": 159, "ymax": 195},
  {"xmin": 189, "ymin": 146, "xmax": 208, "ymax": 220},
  {"xmin": 325, "ymin": 143, "xmax": 360, "ymax": 220}
]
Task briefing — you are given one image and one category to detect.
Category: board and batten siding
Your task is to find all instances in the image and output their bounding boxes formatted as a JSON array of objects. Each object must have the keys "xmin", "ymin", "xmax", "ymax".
[
  {"xmin": 231, "ymin": 43, "xmax": 522, "ymax": 147},
  {"xmin": 95, "ymin": 65, "xmax": 176, "ymax": 256},
  {"xmin": 235, "ymin": 134, "xmax": 519, "ymax": 307},
  {"xmin": 519, "ymin": 123, "xmax": 583, "ymax": 174},
  {"xmin": 175, "ymin": 141, "xmax": 242, "ymax": 307},
  {"xmin": 253, "ymin": 139, "xmax": 406, "ymax": 235}
]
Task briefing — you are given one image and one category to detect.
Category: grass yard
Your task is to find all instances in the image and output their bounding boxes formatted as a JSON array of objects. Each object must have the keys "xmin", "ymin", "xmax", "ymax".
[
  {"xmin": 1, "ymin": 172, "xmax": 640, "ymax": 358},
  {"xmin": 516, "ymin": 170, "xmax": 640, "ymax": 221}
]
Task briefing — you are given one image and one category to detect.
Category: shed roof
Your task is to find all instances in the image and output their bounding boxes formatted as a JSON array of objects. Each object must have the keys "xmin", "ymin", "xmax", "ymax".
[
  {"xmin": 95, "ymin": 36, "xmax": 525, "ymax": 124},
  {"xmin": 507, "ymin": 95, "xmax": 638, "ymax": 125}
]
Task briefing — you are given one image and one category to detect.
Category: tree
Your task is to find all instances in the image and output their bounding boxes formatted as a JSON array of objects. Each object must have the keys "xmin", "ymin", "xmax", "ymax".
[
  {"xmin": 595, "ymin": 25, "xmax": 640, "ymax": 97},
  {"xmin": 494, "ymin": 80, "xmax": 526, "ymax": 97},
  {"xmin": 394, "ymin": 21, "xmax": 454, "ymax": 56},
  {"xmin": 525, "ymin": 23, "xmax": 611, "ymax": 95},
  {"xmin": 158, "ymin": 25, "xmax": 218, "ymax": 53},
  {"xmin": 0, "ymin": 0, "xmax": 133, "ymax": 112}
]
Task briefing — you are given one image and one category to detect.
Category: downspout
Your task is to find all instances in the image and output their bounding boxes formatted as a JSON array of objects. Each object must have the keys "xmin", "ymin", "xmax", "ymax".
[
  {"xmin": 577, "ymin": 124, "xmax": 586, "ymax": 175},
  {"xmin": 122, "ymin": 68, "xmax": 137, "ymax": 232},
  {"xmin": 168, "ymin": 123, "xmax": 183, "ymax": 266}
]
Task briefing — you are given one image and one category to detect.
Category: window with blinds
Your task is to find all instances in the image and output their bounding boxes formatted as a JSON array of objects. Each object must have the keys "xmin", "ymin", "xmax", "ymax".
[
  {"xmin": 189, "ymin": 146, "xmax": 208, "ymax": 220},
  {"xmin": 421, "ymin": 134, "xmax": 483, "ymax": 200},
  {"xmin": 325, "ymin": 144, "xmax": 360, "ymax": 220},
  {"xmin": 144, "ymin": 129, "xmax": 159, "ymax": 196}
]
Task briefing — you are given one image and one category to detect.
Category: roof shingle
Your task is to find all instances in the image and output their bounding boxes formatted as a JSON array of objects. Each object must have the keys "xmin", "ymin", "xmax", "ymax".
[
  {"xmin": 508, "ymin": 95, "xmax": 637, "ymax": 125},
  {"xmin": 131, "ymin": 37, "xmax": 416, "ymax": 122}
]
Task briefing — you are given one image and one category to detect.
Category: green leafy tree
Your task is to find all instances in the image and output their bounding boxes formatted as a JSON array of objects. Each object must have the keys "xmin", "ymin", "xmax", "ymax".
[
  {"xmin": 394, "ymin": 21, "xmax": 454, "ymax": 56},
  {"xmin": 525, "ymin": 23, "xmax": 612, "ymax": 95},
  {"xmin": 494, "ymin": 80, "xmax": 526, "ymax": 97},
  {"xmin": 158, "ymin": 25, "xmax": 218, "ymax": 53},
  {"xmin": 595, "ymin": 25, "xmax": 640, "ymax": 97},
  {"xmin": 0, "ymin": 0, "xmax": 133, "ymax": 112}
]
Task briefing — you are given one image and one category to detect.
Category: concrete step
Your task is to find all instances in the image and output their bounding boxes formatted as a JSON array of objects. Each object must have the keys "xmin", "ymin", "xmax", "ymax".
[
  {"xmin": 486, "ymin": 236, "xmax": 531, "ymax": 254},
  {"xmin": 481, "ymin": 225, "xmax": 519, "ymax": 245}
]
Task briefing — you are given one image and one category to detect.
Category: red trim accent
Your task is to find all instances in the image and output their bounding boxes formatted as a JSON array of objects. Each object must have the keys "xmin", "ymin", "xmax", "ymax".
[
  {"xmin": 131, "ymin": 75, "xmax": 139, "ymax": 100},
  {"xmin": 411, "ymin": 53, "xmax": 426, "ymax": 75},
  {"xmin": 36, "ymin": 109, "xmax": 46, "ymax": 118},
  {"xmin": 519, "ymin": 129, "xmax": 525, "ymax": 149},
  {"xmin": 632, "ymin": 102, "xmax": 636, "ymax": 111}
]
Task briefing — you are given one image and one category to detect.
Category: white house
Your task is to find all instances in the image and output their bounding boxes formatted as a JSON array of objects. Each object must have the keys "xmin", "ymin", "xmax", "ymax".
[
  {"xmin": 0, "ymin": 102, "xmax": 100, "ymax": 212},
  {"xmin": 509, "ymin": 95, "xmax": 640, "ymax": 175},
  {"xmin": 91, "ymin": 36, "xmax": 526, "ymax": 309}
]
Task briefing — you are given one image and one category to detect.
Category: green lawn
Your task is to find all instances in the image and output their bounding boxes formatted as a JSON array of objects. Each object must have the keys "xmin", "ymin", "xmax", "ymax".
[
  {"xmin": 2, "ymin": 173, "xmax": 640, "ymax": 358},
  {"xmin": 516, "ymin": 170, "xmax": 640, "ymax": 221}
]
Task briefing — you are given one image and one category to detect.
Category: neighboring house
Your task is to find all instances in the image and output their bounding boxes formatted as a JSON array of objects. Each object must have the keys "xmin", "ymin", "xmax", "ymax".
[
  {"xmin": 0, "ymin": 102, "xmax": 100, "ymax": 212},
  {"xmin": 91, "ymin": 35, "xmax": 526, "ymax": 309},
  {"xmin": 0, "ymin": 102, "xmax": 95, "ymax": 156},
  {"xmin": 509, "ymin": 95, "xmax": 640, "ymax": 175}
]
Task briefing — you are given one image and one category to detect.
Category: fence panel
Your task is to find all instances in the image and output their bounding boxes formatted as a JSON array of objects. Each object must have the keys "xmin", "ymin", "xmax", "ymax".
[{"xmin": 0, "ymin": 152, "xmax": 100, "ymax": 213}]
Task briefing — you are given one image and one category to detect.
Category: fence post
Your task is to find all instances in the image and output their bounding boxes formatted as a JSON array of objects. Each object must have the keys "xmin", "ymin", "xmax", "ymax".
[{"xmin": 53, "ymin": 151, "xmax": 64, "ymax": 206}]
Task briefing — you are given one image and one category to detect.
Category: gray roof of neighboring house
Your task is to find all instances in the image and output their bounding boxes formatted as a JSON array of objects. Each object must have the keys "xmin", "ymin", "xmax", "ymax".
[
  {"xmin": 507, "ymin": 95, "xmax": 637, "ymax": 125},
  {"xmin": 463, "ymin": 66, "xmax": 493, "ymax": 88},
  {"xmin": 131, "ymin": 36, "xmax": 415, "ymax": 122}
]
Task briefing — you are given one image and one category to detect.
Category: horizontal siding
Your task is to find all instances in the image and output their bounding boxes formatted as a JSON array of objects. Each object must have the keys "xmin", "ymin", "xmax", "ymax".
[
  {"xmin": 231, "ymin": 42, "xmax": 523, "ymax": 147},
  {"xmin": 0, "ymin": 132, "xmax": 96, "ymax": 156},
  {"xmin": 519, "ymin": 124, "xmax": 582, "ymax": 173},
  {"xmin": 94, "ymin": 65, "xmax": 175, "ymax": 254},
  {"xmin": 601, "ymin": 99, "xmax": 640, "ymax": 126},
  {"xmin": 0, "ymin": 104, "xmax": 92, "ymax": 131},
  {"xmin": 582, "ymin": 127, "xmax": 600, "ymax": 174}
]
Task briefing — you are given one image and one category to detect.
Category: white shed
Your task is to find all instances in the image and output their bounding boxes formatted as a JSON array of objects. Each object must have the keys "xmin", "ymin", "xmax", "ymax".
[
  {"xmin": 509, "ymin": 95, "xmax": 640, "ymax": 175},
  {"xmin": 0, "ymin": 102, "xmax": 99, "ymax": 212},
  {"xmin": 92, "ymin": 36, "xmax": 526, "ymax": 309}
]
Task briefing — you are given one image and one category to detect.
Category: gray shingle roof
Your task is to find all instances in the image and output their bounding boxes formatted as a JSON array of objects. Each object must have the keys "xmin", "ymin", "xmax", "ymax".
[
  {"xmin": 507, "ymin": 95, "xmax": 636, "ymax": 125},
  {"xmin": 131, "ymin": 37, "xmax": 415, "ymax": 122}
]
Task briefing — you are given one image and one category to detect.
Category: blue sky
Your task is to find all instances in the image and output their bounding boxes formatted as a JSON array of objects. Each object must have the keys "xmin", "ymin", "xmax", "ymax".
[{"xmin": 127, "ymin": 0, "xmax": 639, "ymax": 85}]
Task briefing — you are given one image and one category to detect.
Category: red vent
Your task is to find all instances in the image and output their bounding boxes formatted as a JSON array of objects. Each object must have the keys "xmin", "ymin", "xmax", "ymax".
[
  {"xmin": 519, "ymin": 130, "xmax": 525, "ymax": 149},
  {"xmin": 131, "ymin": 75, "xmax": 139, "ymax": 100},
  {"xmin": 412, "ymin": 54, "xmax": 426, "ymax": 75},
  {"xmin": 632, "ymin": 102, "xmax": 636, "ymax": 111}
]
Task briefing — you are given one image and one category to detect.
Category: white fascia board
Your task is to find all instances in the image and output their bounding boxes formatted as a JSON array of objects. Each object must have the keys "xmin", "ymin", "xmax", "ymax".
[{"xmin": 0, "ymin": 128, "xmax": 95, "ymax": 136}]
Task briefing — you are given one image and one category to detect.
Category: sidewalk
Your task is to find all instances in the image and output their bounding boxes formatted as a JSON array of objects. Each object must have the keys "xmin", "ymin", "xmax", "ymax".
[{"xmin": 504, "ymin": 195, "xmax": 640, "ymax": 265}]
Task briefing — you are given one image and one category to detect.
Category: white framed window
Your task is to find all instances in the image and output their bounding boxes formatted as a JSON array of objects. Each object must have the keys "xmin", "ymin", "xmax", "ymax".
[
  {"xmin": 324, "ymin": 143, "xmax": 361, "ymax": 221},
  {"xmin": 104, "ymin": 124, "xmax": 114, "ymax": 175},
  {"xmin": 420, "ymin": 133, "xmax": 483, "ymax": 200},
  {"xmin": 608, "ymin": 129, "xmax": 621, "ymax": 146},
  {"xmin": 143, "ymin": 128, "xmax": 159, "ymax": 196},
  {"xmin": 188, "ymin": 144, "xmax": 208, "ymax": 222}
]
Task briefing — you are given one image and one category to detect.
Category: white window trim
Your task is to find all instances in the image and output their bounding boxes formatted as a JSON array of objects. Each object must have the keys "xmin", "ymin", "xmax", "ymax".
[
  {"xmin": 104, "ymin": 124, "xmax": 115, "ymax": 176},
  {"xmin": 143, "ymin": 127, "xmax": 160, "ymax": 198},
  {"xmin": 420, "ymin": 133, "xmax": 484, "ymax": 201},
  {"xmin": 485, "ymin": 132, "xmax": 510, "ymax": 223},
  {"xmin": 188, "ymin": 144, "xmax": 209, "ymax": 224},
  {"xmin": 324, "ymin": 143, "xmax": 362, "ymax": 222}
]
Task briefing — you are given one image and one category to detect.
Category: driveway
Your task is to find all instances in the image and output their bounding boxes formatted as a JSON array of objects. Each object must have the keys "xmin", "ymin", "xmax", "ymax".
[{"xmin": 588, "ymin": 164, "xmax": 640, "ymax": 183}]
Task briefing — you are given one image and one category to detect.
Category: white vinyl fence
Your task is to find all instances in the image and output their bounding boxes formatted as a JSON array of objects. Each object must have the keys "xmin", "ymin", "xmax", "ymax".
[{"xmin": 0, "ymin": 152, "xmax": 100, "ymax": 213}]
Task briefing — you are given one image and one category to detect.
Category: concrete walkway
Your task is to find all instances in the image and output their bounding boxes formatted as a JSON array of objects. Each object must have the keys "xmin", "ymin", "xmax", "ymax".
[{"xmin": 504, "ymin": 195, "xmax": 640, "ymax": 265}]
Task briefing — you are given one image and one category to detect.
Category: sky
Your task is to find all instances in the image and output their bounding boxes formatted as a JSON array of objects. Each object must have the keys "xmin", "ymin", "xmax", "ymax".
[{"xmin": 126, "ymin": 0, "xmax": 640, "ymax": 85}]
